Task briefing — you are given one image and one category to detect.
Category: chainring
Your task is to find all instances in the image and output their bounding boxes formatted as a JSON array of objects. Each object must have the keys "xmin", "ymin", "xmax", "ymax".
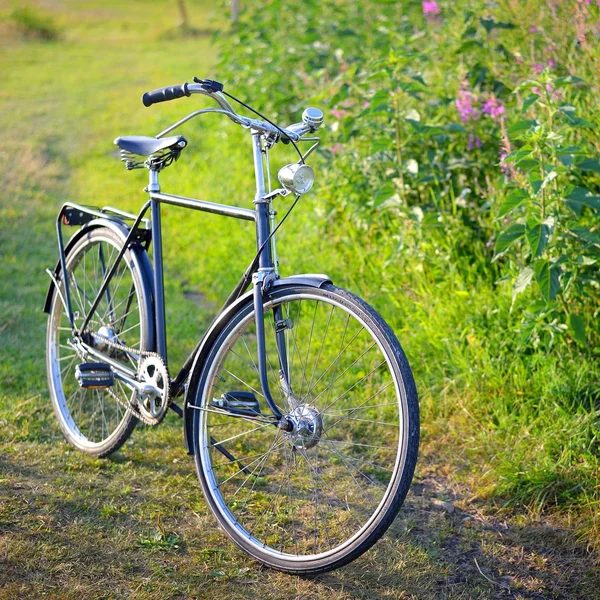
[
  {"xmin": 89, "ymin": 332, "xmax": 171, "ymax": 426},
  {"xmin": 136, "ymin": 355, "xmax": 171, "ymax": 425}
]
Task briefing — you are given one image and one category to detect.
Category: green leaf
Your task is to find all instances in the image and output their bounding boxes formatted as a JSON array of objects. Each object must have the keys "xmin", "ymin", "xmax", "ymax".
[
  {"xmin": 495, "ymin": 223, "xmax": 525, "ymax": 254},
  {"xmin": 575, "ymin": 158, "xmax": 600, "ymax": 173},
  {"xmin": 521, "ymin": 94, "xmax": 539, "ymax": 113},
  {"xmin": 330, "ymin": 83, "xmax": 350, "ymax": 107},
  {"xmin": 569, "ymin": 225, "xmax": 600, "ymax": 247},
  {"xmin": 410, "ymin": 75, "xmax": 427, "ymax": 86},
  {"xmin": 456, "ymin": 40, "xmax": 484, "ymax": 54},
  {"xmin": 508, "ymin": 120, "xmax": 537, "ymax": 136},
  {"xmin": 370, "ymin": 89, "xmax": 390, "ymax": 110},
  {"xmin": 445, "ymin": 122, "xmax": 466, "ymax": 133},
  {"xmin": 526, "ymin": 219, "xmax": 552, "ymax": 258},
  {"xmin": 480, "ymin": 18, "xmax": 515, "ymax": 33},
  {"xmin": 370, "ymin": 137, "xmax": 391, "ymax": 152},
  {"xmin": 534, "ymin": 260, "xmax": 560, "ymax": 302},
  {"xmin": 366, "ymin": 71, "xmax": 389, "ymax": 81},
  {"xmin": 567, "ymin": 313, "xmax": 586, "ymax": 344},
  {"xmin": 503, "ymin": 146, "xmax": 533, "ymax": 164},
  {"xmin": 498, "ymin": 189, "xmax": 528, "ymax": 217},
  {"xmin": 564, "ymin": 186, "xmax": 600, "ymax": 215},
  {"xmin": 512, "ymin": 267, "xmax": 534, "ymax": 303},
  {"xmin": 373, "ymin": 181, "xmax": 395, "ymax": 203},
  {"xmin": 554, "ymin": 75, "xmax": 586, "ymax": 88}
]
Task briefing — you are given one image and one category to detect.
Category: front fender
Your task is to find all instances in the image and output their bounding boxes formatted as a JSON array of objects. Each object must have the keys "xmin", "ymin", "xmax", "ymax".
[{"xmin": 183, "ymin": 273, "xmax": 332, "ymax": 455}]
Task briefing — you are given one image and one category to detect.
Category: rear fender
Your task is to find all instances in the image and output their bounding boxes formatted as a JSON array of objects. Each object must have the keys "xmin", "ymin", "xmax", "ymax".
[{"xmin": 43, "ymin": 218, "xmax": 153, "ymax": 314}]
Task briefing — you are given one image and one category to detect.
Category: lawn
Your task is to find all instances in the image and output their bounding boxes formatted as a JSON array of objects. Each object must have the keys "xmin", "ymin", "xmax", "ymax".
[{"xmin": 0, "ymin": 1, "xmax": 599, "ymax": 598}]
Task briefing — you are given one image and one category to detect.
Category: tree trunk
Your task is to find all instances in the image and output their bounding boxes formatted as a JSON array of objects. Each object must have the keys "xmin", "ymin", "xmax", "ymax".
[{"xmin": 177, "ymin": 0, "xmax": 189, "ymax": 28}]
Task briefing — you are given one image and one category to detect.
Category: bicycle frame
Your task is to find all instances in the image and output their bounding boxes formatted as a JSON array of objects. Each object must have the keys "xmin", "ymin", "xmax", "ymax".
[{"xmin": 47, "ymin": 131, "xmax": 289, "ymax": 421}]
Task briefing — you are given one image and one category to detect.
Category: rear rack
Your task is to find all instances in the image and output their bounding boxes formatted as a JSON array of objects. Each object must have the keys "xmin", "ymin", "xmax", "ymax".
[{"xmin": 60, "ymin": 202, "xmax": 151, "ymax": 229}]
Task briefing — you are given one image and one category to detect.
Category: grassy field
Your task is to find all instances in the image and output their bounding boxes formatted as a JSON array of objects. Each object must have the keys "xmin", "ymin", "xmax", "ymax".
[{"xmin": 1, "ymin": 1, "xmax": 599, "ymax": 598}]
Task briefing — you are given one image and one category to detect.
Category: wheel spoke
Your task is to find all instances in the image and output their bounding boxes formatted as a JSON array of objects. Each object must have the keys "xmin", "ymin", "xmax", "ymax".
[
  {"xmin": 195, "ymin": 289, "xmax": 413, "ymax": 561},
  {"xmin": 49, "ymin": 234, "xmax": 145, "ymax": 451}
]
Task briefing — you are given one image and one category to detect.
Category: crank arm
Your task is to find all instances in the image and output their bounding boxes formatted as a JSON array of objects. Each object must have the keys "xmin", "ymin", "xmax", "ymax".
[
  {"xmin": 112, "ymin": 369, "xmax": 161, "ymax": 399},
  {"xmin": 71, "ymin": 339, "xmax": 160, "ymax": 397}
]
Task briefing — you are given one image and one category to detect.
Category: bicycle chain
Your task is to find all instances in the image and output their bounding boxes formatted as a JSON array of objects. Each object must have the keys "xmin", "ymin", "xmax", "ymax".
[{"xmin": 89, "ymin": 334, "xmax": 170, "ymax": 426}]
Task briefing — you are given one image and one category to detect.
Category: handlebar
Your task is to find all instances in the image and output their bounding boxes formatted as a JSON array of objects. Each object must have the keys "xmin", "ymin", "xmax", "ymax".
[
  {"xmin": 142, "ymin": 83, "xmax": 190, "ymax": 107},
  {"xmin": 142, "ymin": 79, "xmax": 323, "ymax": 143}
]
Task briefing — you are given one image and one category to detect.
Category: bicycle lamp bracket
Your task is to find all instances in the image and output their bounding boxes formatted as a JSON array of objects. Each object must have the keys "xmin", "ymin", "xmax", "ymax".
[{"xmin": 278, "ymin": 163, "xmax": 315, "ymax": 195}]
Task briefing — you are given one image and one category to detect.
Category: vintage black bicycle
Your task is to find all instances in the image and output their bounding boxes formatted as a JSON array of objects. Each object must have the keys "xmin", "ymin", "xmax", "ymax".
[{"xmin": 44, "ymin": 78, "xmax": 419, "ymax": 574}]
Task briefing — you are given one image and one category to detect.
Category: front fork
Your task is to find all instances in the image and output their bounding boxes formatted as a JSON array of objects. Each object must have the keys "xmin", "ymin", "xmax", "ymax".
[{"xmin": 252, "ymin": 273, "xmax": 295, "ymax": 423}]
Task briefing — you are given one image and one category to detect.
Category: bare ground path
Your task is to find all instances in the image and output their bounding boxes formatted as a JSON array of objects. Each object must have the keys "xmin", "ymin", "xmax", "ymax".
[{"xmin": 1, "ymin": 435, "xmax": 598, "ymax": 600}]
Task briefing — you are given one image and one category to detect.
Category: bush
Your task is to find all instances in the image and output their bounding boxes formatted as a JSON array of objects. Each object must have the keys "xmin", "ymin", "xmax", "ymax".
[
  {"xmin": 10, "ymin": 6, "xmax": 60, "ymax": 40},
  {"xmin": 214, "ymin": 0, "xmax": 600, "ymax": 524}
]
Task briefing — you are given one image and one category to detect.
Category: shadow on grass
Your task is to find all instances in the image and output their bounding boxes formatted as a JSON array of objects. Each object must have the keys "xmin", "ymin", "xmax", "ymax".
[{"xmin": 1, "ymin": 447, "xmax": 598, "ymax": 600}]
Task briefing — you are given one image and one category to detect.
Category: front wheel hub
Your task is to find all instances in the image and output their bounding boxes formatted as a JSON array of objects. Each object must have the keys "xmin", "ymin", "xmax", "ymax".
[{"xmin": 284, "ymin": 404, "xmax": 323, "ymax": 449}]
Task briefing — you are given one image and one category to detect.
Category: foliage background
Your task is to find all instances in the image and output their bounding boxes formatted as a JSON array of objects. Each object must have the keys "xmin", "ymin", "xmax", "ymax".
[{"xmin": 216, "ymin": 0, "xmax": 600, "ymax": 530}]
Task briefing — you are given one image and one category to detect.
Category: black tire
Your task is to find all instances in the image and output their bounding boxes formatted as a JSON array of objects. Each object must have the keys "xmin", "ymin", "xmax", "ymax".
[
  {"xmin": 191, "ymin": 284, "xmax": 419, "ymax": 574},
  {"xmin": 46, "ymin": 226, "xmax": 153, "ymax": 457}
]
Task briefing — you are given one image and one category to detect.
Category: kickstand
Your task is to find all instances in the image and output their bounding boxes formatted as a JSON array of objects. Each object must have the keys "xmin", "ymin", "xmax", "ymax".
[{"xmin": 210, "ymin": 436, "xmax": 251, "ymax": 475}]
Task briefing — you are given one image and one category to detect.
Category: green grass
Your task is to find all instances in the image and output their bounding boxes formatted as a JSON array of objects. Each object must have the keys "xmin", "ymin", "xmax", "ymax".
[{"xmin": 1, "ymin": 1, "xmax": 599, "ymax": 598}]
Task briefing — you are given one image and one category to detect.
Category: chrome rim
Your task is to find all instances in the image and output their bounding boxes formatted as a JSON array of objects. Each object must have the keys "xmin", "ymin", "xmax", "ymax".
[
  {"xmin": 198, "ymin": 291, "xmax": 407, "ymax": 560},
  {"xmin": 48, "ymin": 233, "xmax": 144, "ymax": 448}
]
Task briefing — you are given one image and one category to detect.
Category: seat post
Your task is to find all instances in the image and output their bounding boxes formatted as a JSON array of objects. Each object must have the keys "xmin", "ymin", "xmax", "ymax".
[{"xmin": 148, "ymin": 169, "xmax": 160, "ymax": 193}]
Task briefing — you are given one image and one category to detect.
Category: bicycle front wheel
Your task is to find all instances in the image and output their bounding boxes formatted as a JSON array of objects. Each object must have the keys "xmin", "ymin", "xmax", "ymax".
[{"xmin": 192, "ymin": 284, "xmax": 419, "ymax": 574}]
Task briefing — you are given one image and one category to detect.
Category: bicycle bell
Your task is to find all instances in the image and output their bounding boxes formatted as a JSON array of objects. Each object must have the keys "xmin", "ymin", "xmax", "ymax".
[{"xmin": 301, "ymin": 107, "xmax": 324, "ymax": 129}]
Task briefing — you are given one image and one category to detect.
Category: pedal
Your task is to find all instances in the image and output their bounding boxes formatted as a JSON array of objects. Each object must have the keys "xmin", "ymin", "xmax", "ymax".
[
  {"xmin": 75, "ymin": 362, "xmax": 114, "ymax": 389},
  {"xmin": 211, "ymin": 391, "xmax": 261, "ymax": 416}
]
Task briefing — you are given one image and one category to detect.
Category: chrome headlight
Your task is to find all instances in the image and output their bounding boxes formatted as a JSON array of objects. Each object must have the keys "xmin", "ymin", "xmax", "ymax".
[{"xmin": 278, "ymin": 163, "xmax": 315, "ymax": 195}]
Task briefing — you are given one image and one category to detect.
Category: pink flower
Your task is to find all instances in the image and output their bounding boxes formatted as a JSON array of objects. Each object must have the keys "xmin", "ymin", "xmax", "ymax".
[
  {"xmin": 362, "ymin": 101, "xmax": 371, "ymax": 109},
  {"xmin": 330, "ymin": 143, "xmax": 343, "ymax": 155},
  {"xmin": 331, "ymin": 108, "xmax": 348, "ymax": 119},
  {"xmin": 532, "ymin": 63, "xmax": 545, "ymax": 74},
  {"xmin": 500, "ymin": 152, "xmax": 511, "ymax": 176},
  {"xmin": 547, "ymin": 58, "xmax": 557, "ymax": 68},
  {"xmin": 467, "ymin": 134, "xmax": 482, "ymax": 151},
  {"xmin": 529, "ymin": 26, "xmax": 538, "ymax": 33},
  {"xmin": 482, "ymin": 95, "xmax": 505, "ymax": 121},
  {"xmin": 456, "ymin": 89, "xmax": 479, "ymax": 122},
  {"xmin": 422, "ymin": 1, "xmax": 440, "ymax": 18}
]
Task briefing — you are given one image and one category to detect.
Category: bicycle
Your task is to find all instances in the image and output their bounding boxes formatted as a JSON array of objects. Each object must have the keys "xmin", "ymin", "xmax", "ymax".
[{"xmin": 44, "ymin": 78, "xmax": 419, "ymax": 574}]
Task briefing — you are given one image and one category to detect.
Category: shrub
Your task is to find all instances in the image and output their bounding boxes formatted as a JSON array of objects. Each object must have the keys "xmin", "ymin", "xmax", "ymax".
[{"xmin": 10, "ymin": 6, "xmax": 60, "ymax": 40}]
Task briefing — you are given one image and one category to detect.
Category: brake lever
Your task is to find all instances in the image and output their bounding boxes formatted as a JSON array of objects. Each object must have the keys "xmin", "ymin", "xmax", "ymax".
[{"xmin": 192, "ymin": 77, "xmax": 224, "ymax": 93}]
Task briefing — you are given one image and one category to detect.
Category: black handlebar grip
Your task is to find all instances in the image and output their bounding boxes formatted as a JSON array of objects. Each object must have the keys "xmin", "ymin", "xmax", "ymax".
[{"xmin": 142, "ymin": 83, "xmax": 190, "ymax": 107}]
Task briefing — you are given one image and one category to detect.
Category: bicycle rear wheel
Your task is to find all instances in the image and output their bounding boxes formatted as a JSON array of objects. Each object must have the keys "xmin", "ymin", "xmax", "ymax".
[
  {"xmin": 46, "ymin": 226, "xmax": 153, "ymax": 456},
  {"xmin": 191, "ymin": 284, "xmax": 419, "ymax": 574}
]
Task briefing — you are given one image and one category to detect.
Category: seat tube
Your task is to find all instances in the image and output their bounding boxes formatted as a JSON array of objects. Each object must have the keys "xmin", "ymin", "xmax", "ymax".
[{"xmin": 149, "ymin": 169, "xmax": 168, "ymax": 364}]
